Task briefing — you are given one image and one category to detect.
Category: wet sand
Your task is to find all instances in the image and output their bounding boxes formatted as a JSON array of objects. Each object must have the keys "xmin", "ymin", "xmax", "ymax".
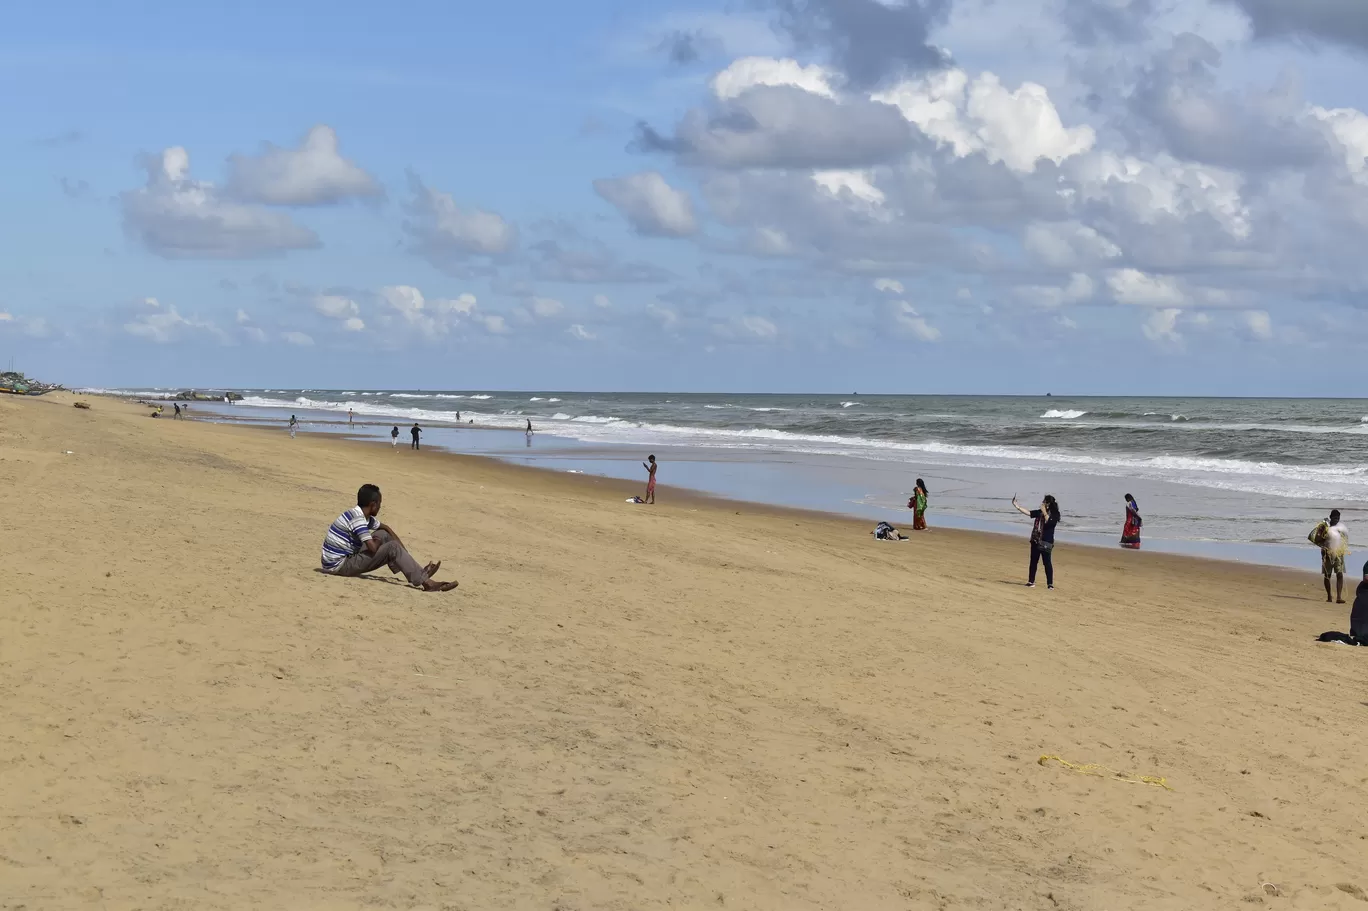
[{"xmin": 3, "ymin": 391, "xmax": 1367, "ymax": 910}]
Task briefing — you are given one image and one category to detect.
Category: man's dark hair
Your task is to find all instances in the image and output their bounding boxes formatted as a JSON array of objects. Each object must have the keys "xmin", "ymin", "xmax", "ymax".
[
  {"xmin": 357, "ymin": 484, "xmax": 382, "ymax": 508},
  {"xmin": 1332, "ymin": 509, "xmax": 1342, "ymax": 522}
]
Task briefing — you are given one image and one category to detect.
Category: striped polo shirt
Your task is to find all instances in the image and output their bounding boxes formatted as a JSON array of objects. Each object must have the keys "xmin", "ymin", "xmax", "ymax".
[{"xmin": 321, "ymin": 505, "xmax": 376, "ymax": 571}]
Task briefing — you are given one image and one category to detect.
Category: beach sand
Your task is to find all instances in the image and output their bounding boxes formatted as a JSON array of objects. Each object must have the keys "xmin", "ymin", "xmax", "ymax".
[{"xmin": 4, "ymin": 392, "xmax": 1367, "ymax": 910}]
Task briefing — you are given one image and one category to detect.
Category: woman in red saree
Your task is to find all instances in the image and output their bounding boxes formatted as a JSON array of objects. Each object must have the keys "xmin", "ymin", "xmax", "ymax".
[{"xmin": 1121, "ymin": 493, "xmax": 1142, "ymax": 548}]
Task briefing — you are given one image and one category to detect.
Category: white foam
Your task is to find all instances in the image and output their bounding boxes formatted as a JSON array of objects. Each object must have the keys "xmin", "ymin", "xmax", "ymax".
[
  {"xmin": 1041, "ymin": 409, "xmax": 1087, "ymax": 419},
  {"xmin": 469, "ymin": 394, "xmax": 492, "ymax": 400},
  {"xmin": 529, "ymin": 397, "xmax": 545, "ymax": 402},
  {"xmin": 841, "ymin": 402, "xmax": 860, "ymax": 408},
  {"xmin": 548, "ymin": 397, "xmax": 562, "ymax": 402}
]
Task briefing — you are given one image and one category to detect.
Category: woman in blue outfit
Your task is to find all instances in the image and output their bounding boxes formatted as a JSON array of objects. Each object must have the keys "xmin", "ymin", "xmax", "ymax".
[{"xmin": 1012, "ymin": 494, "xmax": 1060, "ymax": 589}]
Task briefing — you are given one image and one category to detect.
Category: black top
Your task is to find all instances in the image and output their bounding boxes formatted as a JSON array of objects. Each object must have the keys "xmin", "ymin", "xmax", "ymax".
[
  {"xmin": 1030, "ymin": 509, "xmax": 1059, "ymax": 544},
  {"xmin": 1352, "ymin": 580, "xmax": 1368, "ymax": 642},
  {"xmin": 411, "ymin": 426, "xmax": 421, "ymax": 437}
]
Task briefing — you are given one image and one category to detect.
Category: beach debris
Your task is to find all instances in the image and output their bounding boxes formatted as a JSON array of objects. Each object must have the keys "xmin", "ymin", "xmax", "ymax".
[
  {"xmin": 62, "ymin": 450, "xmax": 74, "ymax": 455},
  {"xmin": 1261, "ymin": 882, "xmax": 1280, "ymax": 897},
  {"xmin": 1037, "ymin": 754, "xmax": 1173, "ymax": 790},
  {"xmin": 1336, "ymin": 883, "xmax": 1365, "ymax": 900},
  {"xmin": 73, "ymin": 401, "xmax": 90, "ymax": 410}
]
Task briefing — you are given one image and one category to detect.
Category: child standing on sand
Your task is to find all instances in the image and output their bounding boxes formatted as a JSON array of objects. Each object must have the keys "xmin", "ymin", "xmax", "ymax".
[{"xmin": 642, "ymin": 455, "xmax": 657, "ymax": 505}]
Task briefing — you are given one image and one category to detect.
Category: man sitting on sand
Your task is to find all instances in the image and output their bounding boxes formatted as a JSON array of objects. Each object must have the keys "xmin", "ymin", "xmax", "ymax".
[
  {"xmin": 1310, "ymin": 510, "xmax": 1350, "ymax": 603},
  {"xmin": 321, "ymin": 484, "xmax": 457, "ymax": 592}
]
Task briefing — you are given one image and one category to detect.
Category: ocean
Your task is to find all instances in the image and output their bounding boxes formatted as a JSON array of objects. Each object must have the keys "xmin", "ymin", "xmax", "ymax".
[{"xmin": 93, "ymin": 388, "xmax": 1368, "ymax": 568}]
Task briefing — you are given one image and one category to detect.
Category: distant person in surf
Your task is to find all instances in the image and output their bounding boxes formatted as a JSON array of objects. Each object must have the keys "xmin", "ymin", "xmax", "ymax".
[
  {"xmin": 348, "ymin": 408, "xmax": 355, "ymax": 427},
  {"xmin": 642, "ymin": 455, "xmax": 657, "ymax": 505},
  {"xmin": 1310, "ymin": 510, "xmax": 1350, "ymax": 603},
  {"xmin": 1012, "ymin": 493, "xmax": 1060, "ymax": 590},
  {"xmin": 1121, "ymin": 494, "xmax": 1142, "ymax": 549},
  {"xmin": 526, "ymin": 419, "xmax": 533, "ymax": 433},
  {"xmin": 410, "ymin": 423, "xmax": 422, "ymax": 450},
  {"xmin": 390, "ymin": 425, "xmax": 399, "ymax": 448},
  {"xmin": 288, "ymin": 414, "xmax": 298, "ymax": 439},
  {"xmin": 908, "ymin": 478, "xmax": 929, "ymax": 530}
]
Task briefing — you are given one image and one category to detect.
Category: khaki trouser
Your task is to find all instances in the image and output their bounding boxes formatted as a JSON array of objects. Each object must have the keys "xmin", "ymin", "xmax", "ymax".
[{"xmin": 332, "ymin": 529, "xmax": 428, "ymax": 586}]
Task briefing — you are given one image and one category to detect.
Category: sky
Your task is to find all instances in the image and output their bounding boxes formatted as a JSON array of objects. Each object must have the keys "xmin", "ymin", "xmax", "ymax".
[{"xmin": 6, "ymin": 0, "xmax": 1368, "ymax": 395}]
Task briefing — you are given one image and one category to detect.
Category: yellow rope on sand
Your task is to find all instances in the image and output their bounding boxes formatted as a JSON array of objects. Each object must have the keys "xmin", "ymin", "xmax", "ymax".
[{"xmin": 1038, "ymin": 754, "xmax": 1174, "ymax": 791}]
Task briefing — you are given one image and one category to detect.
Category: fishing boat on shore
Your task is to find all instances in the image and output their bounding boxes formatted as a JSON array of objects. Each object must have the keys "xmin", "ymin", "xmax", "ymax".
[{"xmin": 0, "ymin": 371, "xmax": 62, "ymax": 396}]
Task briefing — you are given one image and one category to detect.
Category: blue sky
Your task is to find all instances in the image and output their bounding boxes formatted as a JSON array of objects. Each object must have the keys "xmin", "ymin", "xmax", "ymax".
[{"xmin": 6, "ymin": 0, "xmax": 1368, "ymax": 394}]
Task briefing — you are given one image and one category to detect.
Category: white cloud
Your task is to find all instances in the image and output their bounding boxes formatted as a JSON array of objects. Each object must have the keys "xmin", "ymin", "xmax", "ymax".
[
  {"xmin": 1311, "ymin": 105, "xmax": 1368, "ymax": 179},
  {"xmin": 647, "ymin": 302, "xmax": 680, "ymax": 329},
  {"xmin": 1244, "ymin": 309, "xmax": 1273, "ymax": 339},
  {"xmin": 1142, "ymin": 308, "xmax": 1183, "ymax": 344},
  {"xmin": 226, "ymin": 125, "xmax": 381, "ymax": 205},
  {"xmin": 1023, "ymin": 221, "xmax": 1122, "ymax": 268},
  {"xmin": 379, "ymin": 285, "xmax": 495, "ymax": 335},
  {"xmin": 874, "ymin": 278, "xmax": 905, "ymax": 294},
  {"xmin": 479, "ymin": 314, "xmax": 509, "ymax": 334},
  {"xmin": 568, "ymin": 323, "xmax": 596, "ymax": 341},
  {"xmin": 120, "ymin": 147, "xmax": 319, "ymax": 259},
  {"xmin": 812, "ymin": 169, "xmax": 886, "ymax": 206},
  {"xmin": 593, "ymin": 293, "xmax": 612, "ymax": 309},
  {"xmin": 1107, "ymin": 269, "xmax": 1186, "ymax": 307},
  {"xmin": 889, "ymin": 301, "xmax": 941, "ymax": 341},
  {"xmin": 235, "ymin": 308, "xmax": 251, "ymax": 325},
  {"xmin": 282, "ymin": 331, "xmax": 314, "ymax": 346},
  {"xmin": 713, "ymin": 314, "xmax": 779, "ymax": 341},
  {"xmin": 593, "ymin": 171, "xmax": 699, "ymax": 237},
  {"xmin": 711, "ymin": 57, "xmax": 836, "ymax": 100},
  {"xmin": 123, "ymin": 296, "xmax": 226, "ymax": 344},
  {"xmin": 531, "ymin": 296, "xmax": 564, "ymax": 318},
  {"xmin": 313, "ymin": 294, "xmax": 365, "ymax": 331},
  {"xmin": 1016, "ymin": 273, "xmax": 1095, "ymax": 308},
  {"xmin": 404, "ymin": 173, "xmax": 516, "ymax": 267},
  {"xmin": 875, "ymin": 68, "xmax": 1094, "ymax": 172}
]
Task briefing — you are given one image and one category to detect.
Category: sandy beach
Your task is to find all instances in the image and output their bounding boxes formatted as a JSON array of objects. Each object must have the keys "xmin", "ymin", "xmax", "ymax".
[{"xmin": 4, "ymin": 391, "xmax": 1368, "ymax": 910}]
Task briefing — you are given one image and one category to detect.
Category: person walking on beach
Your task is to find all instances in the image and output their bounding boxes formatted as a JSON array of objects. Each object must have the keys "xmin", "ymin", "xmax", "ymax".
[
  {"xmin": 320, "ymin": 484, "xmax": 457, "ymax": 592},
  {"xmin": 1121, "ymin": 493, "xmax": 1142, "ymax": 549},
  {"xmin": 288, "ymin": 414, "xmax": 298, "ymax": 439},
  {"xmin": 348, "ymin": 408, "xmax": 355, "ymax": 428},
  {"xmin": 173, "ymin": 402, "xmax": 182, "ymax": 420},
  {"xmin": 1012, "ymin": 494, "xmax": 1060, "ymax": 589},
  {"xmin": 909, "ymin": 478, "xmax": 929, "ymax": 530},
  {"xmin": 1310, "ymin": 510, "xmax": 1350, "ymax": 603},
  {"xmin": 642, "ymin": 455, "xmax": 658, "ymax": 505},
  {"xmin": 526, "ymin": 419, "xmax": 533, "ymax": 433},
  {"xmin": 390, "ymin": 425, "xmax": 399, "ymax": 448},
  {"xmin": 410, "ymin": 423, "xmax": 422, "ymax": 450}
]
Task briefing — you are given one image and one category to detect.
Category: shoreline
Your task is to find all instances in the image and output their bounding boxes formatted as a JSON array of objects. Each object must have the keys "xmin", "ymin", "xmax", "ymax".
[
  {"xmin": 6, "ymin": 390, "xmax": 1367, "ymax": 909},
  {"xmin": 177, "ymin": 397, "xmax": 1324, "ymax": 575}
]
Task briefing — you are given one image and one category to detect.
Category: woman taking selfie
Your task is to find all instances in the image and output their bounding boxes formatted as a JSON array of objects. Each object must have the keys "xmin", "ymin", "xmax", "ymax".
[{"xmin": 1012, "ymin": 493, "xmax": 1060, "ymax": 589}]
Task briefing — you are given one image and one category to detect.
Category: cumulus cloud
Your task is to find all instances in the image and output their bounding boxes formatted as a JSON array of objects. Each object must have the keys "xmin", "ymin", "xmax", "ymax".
[
  {"xmin": 888, "ymin": 300, "xmax": 941, "ymax": 340},
  {"xmin": 123, "ymin": 297, "xmax": 227, "ymax": 343},
  {"xmin": 404, "ymin": 172, "xmax": 516, "ymax": 271},
  {"xmin": 594, "ymin": 171, "xmax": 699, "ymax": 237},
  {"xmin": 635, "ymin": 84, "xmax": 916, "ymax": 170},
  {"xmin": 378, "ymin": 284, "xmax": 491, "ymax": 336},
  {"xmin": 282, "ymin": 331, "xmax": 314, "ymax": 346},
  {"xmin": 1142, "ymin": 307, "xmax": 1183, "ymax": 344},
  {"xmin": 1024, "ymin": 221, "xmax": 1122, "ymax": 268},
  {"xmin": 312, "ymin": 294, "xmax": 366, "ymax": 331},
  {"xmin": 120, "ymin": 147, "xmax": 319, "ymax": 259},
  {"xmin": 712, "ymin": 56, "xmax": 836, "ymax": 99},
  {"xmin": 874, "ymin": 68, "xmax": 1094, "ymax": 172},
  {"xmin": 874, "ymin": 278, "xmax": 904, "ymax": 294},
  {"xmin": 1244, "ymin": 309, "xmax": 1273, "ymax": 339},
  {"xmin": 568, "ymin": 323, "xmax": 597, "ymax": 341},
  {"xmin": 226, "ymin": 125, "xmax": 381, "ymax": 206},
  {"xmin": 1107, "ymin": 268, "xmax": 1186, "ymax": 307}
]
